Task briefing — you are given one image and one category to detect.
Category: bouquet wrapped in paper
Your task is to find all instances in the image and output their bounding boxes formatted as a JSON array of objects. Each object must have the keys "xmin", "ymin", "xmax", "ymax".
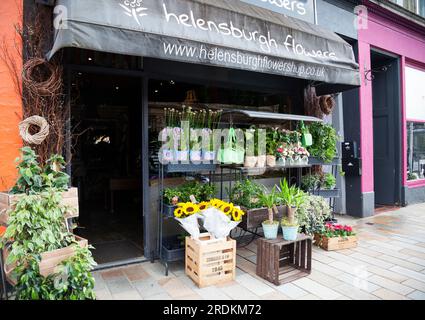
[
  {"xmin": 198, "ymin": 199, "xmax": 245, "ymax": 239},
  {"xmin": 174, "ymin": 202, "xmax": 202, "ymax": 239}
]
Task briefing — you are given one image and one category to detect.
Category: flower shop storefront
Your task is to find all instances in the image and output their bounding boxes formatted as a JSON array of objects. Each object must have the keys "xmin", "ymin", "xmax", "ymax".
[{"xmin": 47, "ymin": 0, "xmax": 361, "ymax": 269}]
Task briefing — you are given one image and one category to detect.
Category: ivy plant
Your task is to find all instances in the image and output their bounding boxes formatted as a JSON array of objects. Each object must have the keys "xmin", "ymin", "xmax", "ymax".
[
  {"xmin": 296, "ymin": 195, "xmax": 332, "ymax": 235},
  {"xmin": 10, "ymin": 147, "xmax": 70, "ymax": 195},
  {"xmin": 0, "ymin": 190, "xmax": 96, "ymax": 300},
  {"xmin": 307, "ymin": 123, "xmax": 339, "ymax": 163}
]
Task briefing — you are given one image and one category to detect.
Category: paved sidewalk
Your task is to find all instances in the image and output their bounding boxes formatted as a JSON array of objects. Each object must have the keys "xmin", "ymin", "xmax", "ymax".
[{"xmin": 93, "ymin": 204, "xmax": 425, "ymax": 300}]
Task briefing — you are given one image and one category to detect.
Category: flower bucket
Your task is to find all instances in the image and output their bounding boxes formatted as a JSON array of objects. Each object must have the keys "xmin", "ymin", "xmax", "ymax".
[
  {"xmin": 266, "ymin": 155, "xmax": 276, "ymax": 167},
  {"xmin": 162, "ymin": 149, "xmax": 174, "ymax": 162},
  {"xmin": 203, "ymin": 151, "xmax": 216, "ymax": 161},
  {"xmin": 256, "ymin": 155, "xmax": 266, "ymax": 168},
  {"xmin": 301, "ymin": 156, "xmax": 309, "ymax": 165},
  {"xmin": 276, "ymin": 158, "xmax": 286, "ymax": 166},
  {"xmin": 282, "ymin": 226, "xmax": 298, "ymax": 241},
  {"xmin": 175, "ymin": 150, "xmax": 189, "ymax": 162},
  {"xmin": 190, "ymin": 150, "xmax": 202, "ymax": 162},
  {"xmin": 262, "ymin": 222, "xmax": 279, "ymax": 239},
  {"xmin": 244, "ymin": 156, "xmax": 257, "ymax": 168}
]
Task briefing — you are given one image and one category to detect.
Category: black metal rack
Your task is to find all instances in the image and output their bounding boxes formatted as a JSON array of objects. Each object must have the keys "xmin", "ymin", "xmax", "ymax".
[{"xmin": 157, "ymin": 162, "xmax": 218, "ymax": 276}]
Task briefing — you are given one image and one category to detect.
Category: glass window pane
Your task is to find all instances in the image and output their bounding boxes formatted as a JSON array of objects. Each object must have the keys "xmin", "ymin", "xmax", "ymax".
[{"xmin": 407, "ymin": 122, "xmax": 425, "ymax": 181}]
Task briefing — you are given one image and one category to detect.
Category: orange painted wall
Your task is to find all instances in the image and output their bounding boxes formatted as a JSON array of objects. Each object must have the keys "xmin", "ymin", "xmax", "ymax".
[{"xmin": 0, "ymin": 1, "xmax": 23, "ymax": 191}]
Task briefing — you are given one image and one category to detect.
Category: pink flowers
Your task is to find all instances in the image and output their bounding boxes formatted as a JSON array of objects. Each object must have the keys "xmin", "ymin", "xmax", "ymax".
[{"xmin": 322, "ymin": 223, "xmax": 355, "ymax": 238}]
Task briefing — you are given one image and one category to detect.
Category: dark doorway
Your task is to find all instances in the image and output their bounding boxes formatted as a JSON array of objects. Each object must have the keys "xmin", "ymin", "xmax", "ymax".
[
  {"xmin": 70, "ymin": 72, "xmax": 144, "ymax": 265},
  {"xmin": 371, "ymin": 50, "xmax": 402, "ymax": 207}
]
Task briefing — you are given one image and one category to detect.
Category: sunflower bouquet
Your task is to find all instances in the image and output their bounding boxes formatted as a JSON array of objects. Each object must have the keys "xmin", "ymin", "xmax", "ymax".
[
  {"xmin": 200, "ymin": 199, "xmax": 245, "ymax": 239},
  {"xmin": 174, "ymin": 202, "xmax": 201, "ymax": 239}
]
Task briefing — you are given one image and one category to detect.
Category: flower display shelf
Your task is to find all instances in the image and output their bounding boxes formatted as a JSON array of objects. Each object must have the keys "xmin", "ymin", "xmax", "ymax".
[
  {"xmin": 308, "ymin": 157, "xmax": 341, "ymax": 166},
  {"xmin": 161, "ymin": 236, "xmax": 185, "ymax": 262},
  {"xmin": 164, "ymin": 162, "xmax": 217, "ymax": 173},
  {"xmin": 158, "ymin": 163, "xmax": 218, "ymax": 276},
  {"xmin": 310, "ymin": 188, "xmax": 340, "ymax": 198}
]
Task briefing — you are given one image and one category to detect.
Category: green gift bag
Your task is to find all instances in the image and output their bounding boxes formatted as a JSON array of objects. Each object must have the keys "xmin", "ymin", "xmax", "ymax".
[
  {"xmin": 300, "ymin": 121, "xmax": 313, "ymax": 147},
  {"xmin": 218, "ymin": 128, "xmax": 245, "ymax": 164}
]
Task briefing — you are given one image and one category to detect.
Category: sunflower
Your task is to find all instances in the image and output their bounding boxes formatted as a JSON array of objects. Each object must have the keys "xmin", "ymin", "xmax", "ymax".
[
  {"xmin": 210, "ymin": 198, "xmax": 224, "ymax": 209},
  {"xmin": 181, "ymin": 203, "xmax": 200, "ymax": 216},
  {"xmin": 174, "ymin": 207, "xmax": 184, "ymax": 218},
  {"xmin": 220, "ymin": 202, "xmax": 234, "ymax": 215},
  {"xmin": 198, "ymin": 201, "xmax": 210, "ymax": 211},
  {"xmin": 231, "ymin": 207, "xmax": 244, "ymax": 222}
]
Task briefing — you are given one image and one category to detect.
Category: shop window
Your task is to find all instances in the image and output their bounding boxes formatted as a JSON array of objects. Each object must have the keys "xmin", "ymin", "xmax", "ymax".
[
  {"xmin": 407, "ymin": 122, "xmax": 425, "ymax": 181},
  {"xmin": 406, "ymin": 66, "xmax": 425, "ymax": 181},
  {"xmin": 390, "ymin": 0, "xmax": 425, "ymax": 17}
]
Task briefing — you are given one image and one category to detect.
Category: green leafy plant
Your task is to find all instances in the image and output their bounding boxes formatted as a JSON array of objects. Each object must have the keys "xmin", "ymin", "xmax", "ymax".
[
  {"xmin": 266, "ymin": 129, "xmax": 279, "ymax": 156},
  {"xmin": 277, "ymin": 178, "xmax": 305, "ymax": 208},
  {"xmin": 164, "ymin": 181, "xmax": 216, "ymax": 205},
  {"xmin": 307, "ymin": 123, "xmax": 339, "ymax": 163},
  {"xmin": 296, "ymin": 195, "xmax": 332, "ymax": 235},
  {"xmin": 0, "ymin": 190, "xmax": 96, "ymax": 300},
  {"xmin": 10, "ymin": 147, "xmax": 70, "ymax": 195},
  {"xmin": 281, "ymin": 217, "xmax": 298, "ymax": 227},
  {"xmin": 323, "ymin": 173, "xmax": 336, "ymax": 190},
  {"xmin": 257, "ymin": 186, "xmax": 279, "ymax": 225},
  {"xmin": 227, "ymin": 179, "xmax": 265, "ymax": 209}
]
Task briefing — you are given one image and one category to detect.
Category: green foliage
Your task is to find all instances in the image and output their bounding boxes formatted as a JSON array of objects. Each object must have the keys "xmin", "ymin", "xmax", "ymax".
[
  {"xmin": 266, "ymin": 129, "xmax": 279, "ymax": 156},
  {"xmin": 296, "ymin": 195, "xmax": 331, "ymax": 235},
  {"xmin": 15, "ymin": 245, "xmax": 96, "ymax": 300},
  {"xmin": 257, "ymin": 186, "xmax": 279, "ymax": 209},
  {"xmin": 281, "ymin": 217, "xmax": 299, "ymax": 227},
  {"xmin": 163, "ymin": 181, "xmax": 216, "ymax": 205},
  {"xmin": 301, "ymin": 173, "xmax": 336, "ymax": 191},
  {"xmin": 0, "ymin": 190, "xmax": 96, "ymax": 300},
  {"xmin": 227, "ymin": 179, "xmax": 265, "ymax": 209},
  {"xmin": 277, "ymin": 179, "xmax": 305, "ymax": 208},
  {"xmin": 10, "ymin": 147, "xmax": 70, "ymax": 195},
  {"xmin": 323, "ymin": 173, "xmax": 336, "ymax": 190},
  {"xmin": 307, "ymin": 123, "xmax": 339, "ymax": 163}
]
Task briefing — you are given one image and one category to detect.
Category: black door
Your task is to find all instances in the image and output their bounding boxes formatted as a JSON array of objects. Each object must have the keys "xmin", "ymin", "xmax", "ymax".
[{"xmin": 372, "ymin": 52, "xmax": 401, "ymax": 206}]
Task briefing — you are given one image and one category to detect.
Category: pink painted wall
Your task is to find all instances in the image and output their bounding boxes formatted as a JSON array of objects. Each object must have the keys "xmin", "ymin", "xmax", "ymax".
[{"xmin": 358, "ymin": 8, "xmax": 425, "ymax": 191}]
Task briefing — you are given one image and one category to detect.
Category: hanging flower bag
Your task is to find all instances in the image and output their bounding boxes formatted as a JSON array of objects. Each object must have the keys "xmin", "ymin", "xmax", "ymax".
[{"xmin": 218, "ymin": 128, "xmax": 245, "ymax": 164}]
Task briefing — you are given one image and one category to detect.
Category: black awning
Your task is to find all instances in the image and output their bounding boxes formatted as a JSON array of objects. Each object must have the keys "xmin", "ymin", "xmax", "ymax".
[
  {"xmin": 49, "ymin": 0, "xmax": 360, "ymax": 92},
  {"xmin": 223, "ymin": 110, "xmax": 323, "ymax": 123}
]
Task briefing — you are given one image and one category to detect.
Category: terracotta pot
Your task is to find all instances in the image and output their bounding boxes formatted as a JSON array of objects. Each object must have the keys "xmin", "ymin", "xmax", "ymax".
[
  {"xmin": 256, "ymin": 155, "xmax": 266, "ymax": 168},
  {"xmin": 266, "ymin": 155, "xmax": 276, "ymax": 167},
  {"xmin": 244, "ymin": 156, "xmax": 257, "ymax": 168}
]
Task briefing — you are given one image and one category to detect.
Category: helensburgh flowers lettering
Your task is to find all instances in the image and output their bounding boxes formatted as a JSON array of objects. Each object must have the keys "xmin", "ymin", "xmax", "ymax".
[{"xmin": 120, "ymin": 0, "xmax": 148, "ymax": 26}]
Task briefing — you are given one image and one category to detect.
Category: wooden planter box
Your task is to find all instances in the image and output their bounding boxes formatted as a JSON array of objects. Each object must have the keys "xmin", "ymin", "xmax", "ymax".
[
  {"xmin": 3, "ymin": 235, "xmax": 88, "ymax": 285},
  {"xmin": 185, "ymin": 233, "xmax": 236, "ymax": 288},
  {"xmin": 314, "ymin": 234, "xmax": 357, "ymax": 251},
  {"xmin": 240, "ymin": 205, "xmax": 286, "ymax": 230},
  {"xmin": 0, "ymin": 188, "xmax": 79, "ymax": 225}
]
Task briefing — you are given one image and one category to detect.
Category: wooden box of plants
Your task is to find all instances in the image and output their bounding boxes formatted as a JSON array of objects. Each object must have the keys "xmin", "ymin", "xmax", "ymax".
[
  {"xmin": 185, "ymin": 233, "xmax": 236, "ymax": 288},
  {"xmin": 314, "ymin": 224, "xmax": 357, "ymax": 251},
  {"xmin": 0, "ymin": 188, "xmax": 79, "ymax": 225},
  {"xmin": 3, "ymin": 235, "xmax": 88, "ymax": 285}
]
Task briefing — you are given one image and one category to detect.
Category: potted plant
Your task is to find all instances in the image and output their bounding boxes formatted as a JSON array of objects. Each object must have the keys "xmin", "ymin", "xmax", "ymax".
[
  {"xmin": 266, "ymin": 129, "xmax": 278, "ymax": 167},
  {"xmin": 296, "ymin": 195, "xmax": 332, "ymax": 236},
  {"xmin": 314, "ymin": 223, "xmax": 357, "ymax": 251},
  {"xmin": 277, "ymin": 179, "xmax": 305, "ymax": 240},
  {"xmin": 281, "ymin": 217, "xmax": 299, "ymax": 241},
  {"xmin": 307, "ymin": 122, "xmax": 339, "ymax": 164},
  {"xmin": 258, "ymin": 186, "xmax": 280, "ymax": 239},
  {"xmin": 0, "ymin": 190, "xmax": 96, "ymax": 299},
  {"xmin": 323, "ymin": 173, "xmax": 337, "ymax": 190},
  {"xmin": 276, "ymin": 145, "xmax": 286, "ymax": 166},
  {"xmin": 244, "ymin": 128, "xmax": 257, "ymax": 168},
  {"xmin": 255, "ymin": 128, "xmax": 267, "ymax": 168},
  {"xmin": 0, "ymin": 147, "xmax": 79, "ymax": 226}
]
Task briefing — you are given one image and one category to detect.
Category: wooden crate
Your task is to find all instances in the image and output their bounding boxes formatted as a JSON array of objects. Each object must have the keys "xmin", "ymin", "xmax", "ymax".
[
  {"xmin": 314, "ymin": 234, "xmax": 357, "ymax": 251},
  {"xmin": 3, "ymin": 235, "xmax": 88, "ymax": 285},
  {"xmin": 0, "ymin": 188, "xmax": 79, "ymax": 225},
  {"xmin": 240, "ymin": 205, "xmax": 286, "ymax": 230},
  {"xmin": 185, "ymin": 233, "xmax": 236, "ymax": 288},
  {"xmin": 256, "ymin": 234, "xmax": 312, "ymax": 286}
]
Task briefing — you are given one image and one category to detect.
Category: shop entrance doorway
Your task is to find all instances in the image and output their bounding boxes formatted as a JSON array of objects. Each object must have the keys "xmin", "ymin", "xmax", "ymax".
[
  {"xmin": 70, "ymin": 72, "xmax": 144, "ymax": 266},
  {"xmin": 371, "ymin": 50, "xmax": 402, "ymax": 207}
]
